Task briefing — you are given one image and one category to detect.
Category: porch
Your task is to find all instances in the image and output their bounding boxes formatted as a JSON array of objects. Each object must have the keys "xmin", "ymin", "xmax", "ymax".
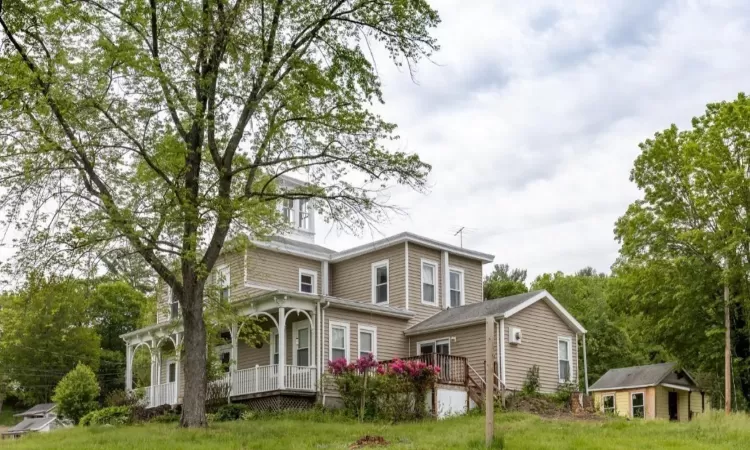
[
  {"xmin": 141, "ymin": 364, "xmax": 317, "ymax": 408},
  {"xmin": 121, "ymin": 294, "xmax": 323, "ymax": 409}
]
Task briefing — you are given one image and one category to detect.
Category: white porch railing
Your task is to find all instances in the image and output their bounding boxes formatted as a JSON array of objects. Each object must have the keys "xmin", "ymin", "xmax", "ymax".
[
  {"xmin": 285, "ymin": 365, "xmax": 317, "ymax": 391},
  {"xmin": 140, "ymin": 365, "xmax": 316, "ymax": 407},
  {"xmin": 150, "ymin": 381, "xmax": 177, "ymax": 407}
]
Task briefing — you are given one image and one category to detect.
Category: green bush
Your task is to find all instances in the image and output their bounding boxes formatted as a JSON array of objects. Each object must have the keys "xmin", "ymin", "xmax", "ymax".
[
  {"xmin": 214, "ymin": 403, "xmax": 249, "ymax": 421},
  {"xmin": 79, "ymin": 406, "xmax": 131, "ymax": 426},
  {"xmin": 53, "ymin": 363, "xmax": 101, "ymax": 424},
  {"xmin": 104, "ymin": 389, "xmax": 143, "ymax": 407},
  {"xmin": 522, "ymin": 365, "xmax": 540, "ymax": 395}
]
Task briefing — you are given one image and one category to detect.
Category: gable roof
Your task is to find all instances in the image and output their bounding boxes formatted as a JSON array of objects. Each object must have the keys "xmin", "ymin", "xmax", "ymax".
[
  {"xmin": 251, "ymin": 231, "xmax": 494, "ymax": 263},
  {"xmin": 589, "ymin": 363, "xmax": 699, "ymax": 392},
  {"xmin": 14, "ymin": 403, "xmax": 56, "ymax": 417},
  {"xmin": 404, "ymin": 290, "xmax": 586, "ymax": 335}
]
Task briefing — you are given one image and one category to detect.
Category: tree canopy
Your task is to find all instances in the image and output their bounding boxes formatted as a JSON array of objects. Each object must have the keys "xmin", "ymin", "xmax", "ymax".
[
  {"xmin": 0, "ymin": 0, "xmax": 440, "ymax": 426},
  {"xmin": 614, "ymin": 93, "xmax": 750, "ymax": 410},
  {"xmin": 483, "ymin": 263, "xmax": 529, "ymax": 299}
]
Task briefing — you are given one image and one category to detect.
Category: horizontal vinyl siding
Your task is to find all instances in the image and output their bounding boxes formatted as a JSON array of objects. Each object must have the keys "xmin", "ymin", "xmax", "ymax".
[
  {"xmin": 655, "ymin": 386, "xmax": 706, "ymax": 421},
  {"xmin": 447, "ymin": 254, "xmax": 484, "ymax": 306},
  {"xmin": 504, "ymin": 300, "xmax": 578, "ymax": 393},
  {"xmin": 410, "ymin": 323, "xmax": 495, "ymax": 382},
  {"xmin": 243, "ymin": 247, "xmax": 322, "ymax": 295},
  {"xmin": 331, "ymin": 245, "xmax": 405, "ymax": 307},
  {"xmin": 407, "ymin": 244, "xmax": 443, "ymax": 323},
  {"xmin": 323, "ymin": 307, "xmax": 409, "ymax": 363}
]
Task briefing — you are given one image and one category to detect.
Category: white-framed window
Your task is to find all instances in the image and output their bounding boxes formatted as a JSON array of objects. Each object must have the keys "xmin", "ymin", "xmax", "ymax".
[
  {"xmin": 602, "ymin": 394, "xmax": 615, "ymax": 414},
  {"xmin": 449, "ymin": 268, "xmax": 464, "ymax": 308},
  {"xmin": 558, "ymin": 337, "xmax": 573, "ymax": 383},
  {"xmin": 216, "ymin": 344, "xmax": 231, "ymax": 373},
  {"xmin": 269, "ymin": 328, "xmax": 280, "ymax": 365},
  {"xmin": 631, "ymin": 392, "xmax": 645, "ymax": 418},
  {"xmin": 292, "ymin": 320, "xmax": 311, "ymax": 366},
  {"xmin": 298, "ymin": 199, "xmax": 310, "ymax": 229},
  {"xmin": 215, "ymin": 264, "xmax": 230, "ymax": 302},
  {"xmin": 167, "ymin": 360, "xmax": 177, "ymax": 383},
  {"xmin": 421, "ymin": 259, "xmax": 438, "ymax": 305},
  {"xmin": 282, "ymin": 198, "xmax": 294, "ymax": 224},
  {"xmin": 417, "ymin": 338, "xmax": 450, "ymax": 356},
  {"xmin": 329, "ymin": 321, "xmax": 350, "ymax": 362},
  {"xmin": 299, "ymin": 269, "xmax": 318, "ymax": 294},
  {"xmin": 357, "ymin": 325, "xmax": 377, "ymax": 359},
  {"xmin": 371, "ymin": 260, "xmax": 389, "ymax": 304},
  {"xmin": 167, "ymin": 287, "xmax": 180, "ymax": 320}
]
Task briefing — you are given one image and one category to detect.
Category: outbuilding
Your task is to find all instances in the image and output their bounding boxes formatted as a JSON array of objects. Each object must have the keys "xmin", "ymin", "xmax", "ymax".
[{"xmin": 589, "ymin": 362, "xmax": 710, "ymax": 421}]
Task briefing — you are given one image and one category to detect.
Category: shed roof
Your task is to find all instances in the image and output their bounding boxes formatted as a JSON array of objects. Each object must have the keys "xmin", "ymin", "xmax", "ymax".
[
  {"xmin": 7, "ymin": 416, "xmax": 56, "ymax": 433},
  {"xmin": 14, "ymin": 403, "xmax": 56, "ymax": 417},
  {"xmin": 589, "ymin": 363, "xmax": 698, "ymax": 392}
]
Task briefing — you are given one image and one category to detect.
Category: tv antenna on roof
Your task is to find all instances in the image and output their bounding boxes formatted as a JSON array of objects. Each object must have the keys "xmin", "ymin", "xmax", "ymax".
[{"xmin": 454, "ymin": 227, "xmax": 466, "ymax": 248}]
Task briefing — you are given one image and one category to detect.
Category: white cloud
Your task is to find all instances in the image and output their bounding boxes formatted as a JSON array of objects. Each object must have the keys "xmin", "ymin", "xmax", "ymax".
[{"xmin": 317, "ymin": 0, "xmax": 750, "ymax": 281}]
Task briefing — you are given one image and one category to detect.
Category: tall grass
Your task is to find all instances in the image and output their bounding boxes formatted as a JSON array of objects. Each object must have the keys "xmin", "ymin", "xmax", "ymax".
[{"xmin": 1, "ymin": 411, "xmax": 748, "ymax": 449}]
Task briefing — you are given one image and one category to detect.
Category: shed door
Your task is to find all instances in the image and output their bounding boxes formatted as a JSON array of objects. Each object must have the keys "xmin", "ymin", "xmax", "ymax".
[{"xmin": 668, "ymin": 391, "xmax": 678, "ymax": 421}]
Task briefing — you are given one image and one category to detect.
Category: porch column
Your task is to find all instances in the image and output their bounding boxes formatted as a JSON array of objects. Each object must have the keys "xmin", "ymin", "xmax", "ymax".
[
  {"xmin": 174, "ymin": 334, "xmax": 181, "ymax": 403},
  {"xmin": 149, "ymin": 348, "xmax": 158, "ymax": 406},
  {"xmin": 278, "ymin": 307, "xmax": 286, "ymax": 389},
  {"xmin": 230, "ymin": 323, "xmax": 239, "ymax": 396},
  {"xmin": 125, "ymin": 343, "xmax": 133, "ymax": 391}
]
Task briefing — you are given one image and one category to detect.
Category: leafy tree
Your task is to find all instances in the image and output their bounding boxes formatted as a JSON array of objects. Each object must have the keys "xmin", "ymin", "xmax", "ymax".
[
  {"xmin": 88, "ymin": 281, "xmax": 149, "ymax": 352},
  {"xmin": 531, "ymin": 269, "xmax": 644, "ymax": 388},
  {"xmin": 0, "ymin": 274, "xmax": 100, "ymax": 404},
  {"xmin": 614, "ymin": 93, "xmax": 750, "ymax": 410},
  {"xmin": 484, "ymin": 263, "xmax": 528, "ymax": 299},
  {"xmin": 0, "ymin": 0, "xmax": 439, "ymax": 426},
  {"xmin": 53, "ymin": 363, "xmax": 101, "ymax": 424}
]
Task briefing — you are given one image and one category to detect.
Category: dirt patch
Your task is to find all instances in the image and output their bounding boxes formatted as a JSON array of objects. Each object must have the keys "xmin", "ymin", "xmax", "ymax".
[
  {"xmin": 349, "ymin": 435, "xmax": 389, "ymax": 448},
  {"xmin": 504, "ymin": 393, "xmax": 604, "ymax": 422}
]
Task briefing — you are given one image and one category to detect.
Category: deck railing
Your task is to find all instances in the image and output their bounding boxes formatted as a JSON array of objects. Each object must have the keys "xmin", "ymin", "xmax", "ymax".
[{"xmin": 380, "ymin": 354, "xmax": 468, "ymax": 385}]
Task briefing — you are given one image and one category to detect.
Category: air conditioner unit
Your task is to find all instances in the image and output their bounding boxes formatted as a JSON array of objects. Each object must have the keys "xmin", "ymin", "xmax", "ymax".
[{"xmin": 509, "ymin": 327, "xmax": 522, "ymax": 344}]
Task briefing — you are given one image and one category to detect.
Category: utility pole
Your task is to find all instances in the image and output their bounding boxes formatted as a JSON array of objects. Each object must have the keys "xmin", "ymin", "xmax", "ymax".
[
  {"xmin": 725, "ymin": 282, "xmax": 731, "ymax": 415},
  {"xmin": 485, "ymin": 317, "xmax": 494, "ymax": 447}
]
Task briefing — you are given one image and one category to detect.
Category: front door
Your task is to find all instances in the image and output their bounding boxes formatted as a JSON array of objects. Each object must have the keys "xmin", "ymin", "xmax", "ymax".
[{"xmin": 668, "ymin": 391, "xmax": 678, "ymax": 421}]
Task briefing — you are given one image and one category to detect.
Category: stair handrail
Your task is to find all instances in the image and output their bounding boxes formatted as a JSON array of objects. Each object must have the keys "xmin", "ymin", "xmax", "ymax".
[{"xmin": 466, "ymin": 363, "xmax": 486, "ymax": 387}]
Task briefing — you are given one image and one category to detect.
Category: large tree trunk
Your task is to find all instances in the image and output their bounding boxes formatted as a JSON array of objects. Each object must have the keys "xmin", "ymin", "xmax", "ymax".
[{"xmin": 180, "ymin": 273, "xmax": 208, "ymax": 427}]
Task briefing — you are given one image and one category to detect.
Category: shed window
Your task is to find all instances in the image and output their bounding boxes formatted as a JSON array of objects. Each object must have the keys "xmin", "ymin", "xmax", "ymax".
[
  {"xmin": 602, "ymin": 394, "xmax": 615, "ymax": 414},
  {"xmin": 631, "ymin": 392, "xmax": 645, "ymax": 418}
]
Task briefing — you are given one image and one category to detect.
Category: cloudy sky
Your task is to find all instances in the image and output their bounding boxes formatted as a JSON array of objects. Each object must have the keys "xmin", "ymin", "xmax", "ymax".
[{"xmin": 315, "ymin": 0, "xmax": 750, "ymax": 280}]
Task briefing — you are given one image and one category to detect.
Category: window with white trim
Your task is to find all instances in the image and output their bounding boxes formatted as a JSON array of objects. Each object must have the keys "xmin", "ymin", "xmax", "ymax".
[
  {"xmin": 216, "ymin": 265, "xmax": 230, "ymax": 302},
  {"xmin": 558, "ymin": 337, "xmax": 572, "ymax": 383},
  {"xmin": 299, "ymin": 269, "xmax": 317, "ymax": 294},
  {"xmin": 217, "ymin": 345, "xmax": 231, "ymax": 373},
  {"xmin": 282, "ymin": 198, "xmax": 294, "ymax": 224},
  {"xmin": 167, "ymin": 360, "xmax": 177, "ymax": 383},
  {"xmin": 293, "ymin": 320, "xmax": 311, "ymax": 367},
  {"xmin": 329, "ymin": 321, "xmax": 349, "ymax": 361},
  {"xmin": 167, "ymin": 287, "xmax": 180, "ymax": 320},
  {"xmin": 298, "ymin": 199, "xmax": 310, "ymax": 229},
  {"xmin": 372, "ymin": 260, "xmax": 389, "ymax": 304},
  {"xmin": 602, "ymin": 394, "xmax": 615, "ymax": 414},
  {"xmin": 421, "ymin": 260, "xmax": 437, "ymax": 305},
  {"xmin": 631, "ymin": 392, "xmax": 645, "ymax": 418},
  {"xmin": 449, "ymin": 268, "xmax": 463, "ymax": 308},
  {"xmin": 270, "ymin": 328, "xmax": 280, "ymax": 365},
  {"xmin": 358, "ymin": 325, "xmax": 377, "ymax": 359}
]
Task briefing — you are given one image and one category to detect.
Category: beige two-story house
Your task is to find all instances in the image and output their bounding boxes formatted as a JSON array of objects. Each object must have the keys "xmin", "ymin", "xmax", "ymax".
[{"xmin": 121, "ymin": 193, "xmax": 587, "ymax": 412}]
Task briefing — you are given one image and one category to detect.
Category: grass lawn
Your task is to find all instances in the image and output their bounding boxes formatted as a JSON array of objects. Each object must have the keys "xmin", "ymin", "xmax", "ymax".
[
  {"xmin": 0, "ymin": 408, "xmax": 22, "ymax": 427},
  {"xmin": 1, "ymin": 411, "xmax": 748, "ymax": 449}
]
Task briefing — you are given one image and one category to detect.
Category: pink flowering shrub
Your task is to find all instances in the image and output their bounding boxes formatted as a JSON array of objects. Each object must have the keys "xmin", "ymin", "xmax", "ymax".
[{"xmin": 327, "ymin": 354, "xmax": 439, "ymax": 421}]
